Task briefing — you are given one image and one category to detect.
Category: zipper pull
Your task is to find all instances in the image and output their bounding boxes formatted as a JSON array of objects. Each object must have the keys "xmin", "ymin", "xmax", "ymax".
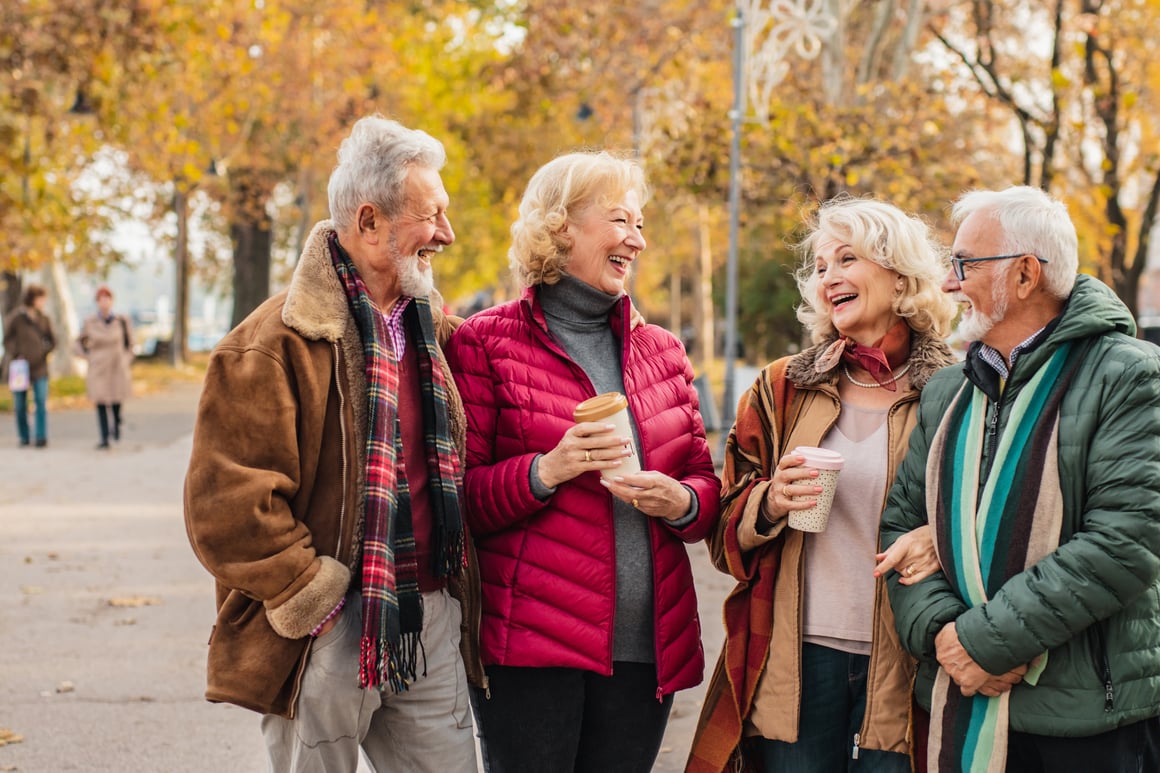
[
  {"xmin": 1104, "ymin": 678, "xmax": 1114, "ymax": 712},
  {"xmin": 852, "ymin": 732, "xmax": 860, "ymax": 760}
]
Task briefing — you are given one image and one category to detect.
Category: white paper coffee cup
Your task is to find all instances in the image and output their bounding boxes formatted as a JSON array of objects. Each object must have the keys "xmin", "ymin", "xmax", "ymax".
[
  {"xmin": 786, "ymin": 446, "xmax": 844, "ymax": 533},
  {"xmin": 572, "ymin": 392, "xmax": 642, "ymax": 481}
]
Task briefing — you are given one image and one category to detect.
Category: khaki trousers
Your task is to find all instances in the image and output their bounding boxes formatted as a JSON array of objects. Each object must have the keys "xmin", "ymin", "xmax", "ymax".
[{"xmin": 261, "ymin": 589, "xmax": 476, "ymax": 773}]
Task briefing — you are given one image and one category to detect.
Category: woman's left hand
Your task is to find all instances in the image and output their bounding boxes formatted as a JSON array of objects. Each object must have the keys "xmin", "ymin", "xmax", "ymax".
[
  {"xmin": 874, "ymin": 524, "xmax": 940, "ymax": 584},
  {"xmin": 601, "ymin": 470, "xmax": 692, "ymax": 521}
]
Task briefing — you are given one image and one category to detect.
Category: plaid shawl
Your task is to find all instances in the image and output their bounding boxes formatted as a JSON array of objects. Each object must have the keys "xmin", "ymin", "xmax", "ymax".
[
  {"xmin": 687, "ymin": 359, "xmax": 798, "ymax": 773},
  {"xmin": 330, "ymin": 236, "xmax": 466, "ymax": 692},
  {"xmin": 926, "ymin": 341, "xmax": 1084, "ymax": 772}
]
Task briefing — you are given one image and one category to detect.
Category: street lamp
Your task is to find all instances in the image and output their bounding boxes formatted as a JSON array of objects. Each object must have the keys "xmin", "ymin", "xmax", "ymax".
[{"xmin": 720, "ymin": 0, "xmax": 836, "ymax": 449}]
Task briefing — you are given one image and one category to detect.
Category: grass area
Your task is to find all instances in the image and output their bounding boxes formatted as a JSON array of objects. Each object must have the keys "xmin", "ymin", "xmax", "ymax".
[{"xmin": 0, "ymin": 353, "xmax": 208, "ymax": 413}]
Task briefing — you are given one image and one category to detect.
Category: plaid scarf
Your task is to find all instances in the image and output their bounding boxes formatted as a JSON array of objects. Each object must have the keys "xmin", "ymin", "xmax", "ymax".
[
  {"xmin": 925, "ymin": 341, "xmax": 1085, "ymax": 772},
  {"xmin": 330, "ymin": 235, "xmax": 466, "ymax": 692}
]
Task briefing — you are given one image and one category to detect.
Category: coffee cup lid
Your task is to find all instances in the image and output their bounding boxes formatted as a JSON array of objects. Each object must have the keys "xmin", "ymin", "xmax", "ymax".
[
  {"xmin": 573, "ymin": 392, "xmax": 628, "ymax": 422},
  {"xmin": 790, "ymin": 446, "xmax": 845, "ymax": 470}
]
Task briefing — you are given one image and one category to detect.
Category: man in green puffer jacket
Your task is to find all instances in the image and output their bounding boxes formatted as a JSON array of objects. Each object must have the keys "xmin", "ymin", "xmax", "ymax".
[{"xmin": 881, "ymin": 186, "xmax": 1160, "ymax": 772}]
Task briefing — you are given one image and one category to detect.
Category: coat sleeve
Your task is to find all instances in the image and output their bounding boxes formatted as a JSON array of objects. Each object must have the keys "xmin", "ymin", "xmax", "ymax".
[
  {"xmin": 445, "ymin": 321, "xmax": 552, "ymax": 536},
  {"xmin": 880, "ymin": 383, "xmax": 969, "ymax": 661},
  {"xmin": 954, "ymin": 350, "xmax": 1160, "ymax": 674},
  {"xmin": 183, "ymin": 341, "xmax": 349, "ymax": 640},
  {"xmin": 707, "ymin": 363, "xmax": 789, "ymax": 582},
  {"xmin": 662, "ymin": 354, "xmax": 720, "ymax": 544}
]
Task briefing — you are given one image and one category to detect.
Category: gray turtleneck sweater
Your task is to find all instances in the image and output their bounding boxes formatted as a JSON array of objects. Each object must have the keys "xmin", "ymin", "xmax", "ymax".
[{"xmin": 530, "ymin": 273, "xmax": 656, "ymax": 663}]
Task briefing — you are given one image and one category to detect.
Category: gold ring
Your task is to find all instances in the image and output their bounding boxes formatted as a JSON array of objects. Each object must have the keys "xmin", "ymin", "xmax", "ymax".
[
  {"xmin": 632, "ymin": 498, "xmax": 639, "ymax": 509},
  {"xmin": 585, "ymin": 450, "xmax": 592, "ymax": 462},
  {"xmin": 905, "ymin": 565, "xmax": 916, "ymax": 577},
  {"xmin": 782, "ymin": 485, "xmax": 791, "ymax": 498}
]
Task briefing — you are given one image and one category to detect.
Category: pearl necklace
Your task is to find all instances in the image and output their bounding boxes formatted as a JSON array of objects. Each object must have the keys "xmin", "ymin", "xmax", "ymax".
[{"xmin": 842, "ymin": 362, "xmax": 912, "ymax": 388}]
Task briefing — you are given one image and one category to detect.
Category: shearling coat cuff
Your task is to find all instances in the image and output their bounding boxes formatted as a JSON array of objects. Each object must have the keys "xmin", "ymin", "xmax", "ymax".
[{"xmin": 265, "ymin": 556, "xmax": 351, "ymax": 639}]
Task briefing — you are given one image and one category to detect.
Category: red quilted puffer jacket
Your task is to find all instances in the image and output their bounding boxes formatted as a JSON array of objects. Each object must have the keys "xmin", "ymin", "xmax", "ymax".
[{"xmin": 445, "ymin": 287, "xmax": 720, "ymax": 697}]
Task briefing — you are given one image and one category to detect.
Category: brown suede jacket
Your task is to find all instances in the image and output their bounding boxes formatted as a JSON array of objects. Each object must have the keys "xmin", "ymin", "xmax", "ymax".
[{"xmin": 184, "ymin": 220, "xmax": 483, "ymax": 718}]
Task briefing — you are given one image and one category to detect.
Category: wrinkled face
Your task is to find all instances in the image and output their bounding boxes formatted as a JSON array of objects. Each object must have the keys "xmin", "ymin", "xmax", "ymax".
[
  {"xmin": 813, "ymin": 234, "xmax": 901, "ymax": 345},
  {"xmin": 945, "ymin": 210, "xmax": 1012, "ymax": 345},
  {"xmin": 564, "ymin": 189, "xmax": 645, "ymax": 296},
  {"xmin": 380, "ymin": 165, "xmax": 454, "ymax": 298}
]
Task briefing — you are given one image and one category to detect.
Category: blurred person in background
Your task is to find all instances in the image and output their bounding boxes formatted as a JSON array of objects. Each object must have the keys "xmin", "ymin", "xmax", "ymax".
[
  {"xmin": 688, "ymin": 197, "xmax": 956, "ymax": 773},
  {"xmin": 446, "ymin": 151, "xmax": 720, "ymax": 773},
  {"xmin": 77, "ymin": 286, "xmax": 134, "ymax": 449},
  {"xmin": 3, "ymin": 283, "xmax": 55, "ymax": 448}
]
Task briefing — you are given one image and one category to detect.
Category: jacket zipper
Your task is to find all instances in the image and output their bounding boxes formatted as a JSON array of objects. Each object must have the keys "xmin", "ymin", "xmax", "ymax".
[
  {"xmin": 333, "ymin": 342, "xmax": 350, "ymax": 563},
  {"xmin": 290, "ymin": 343, "xmax": 351, "ymax": 719},
  {"xmin": 1094, "ymin": 623, "xmax": 1114, "ymax": 712}
]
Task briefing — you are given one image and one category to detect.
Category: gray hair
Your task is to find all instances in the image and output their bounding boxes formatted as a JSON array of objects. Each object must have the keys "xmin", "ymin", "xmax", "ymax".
[
  {"xmin": 327, "ymin": 115, "xmax": 446, "ymax": 231},
  {"xmin": 951, "ymin": 186, "xmax": 1078, "ymax": 300}
]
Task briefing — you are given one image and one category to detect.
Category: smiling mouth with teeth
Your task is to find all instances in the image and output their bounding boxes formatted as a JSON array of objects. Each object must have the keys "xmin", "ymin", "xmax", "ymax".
[
  {"xmin": 831, "ymin": 294, "xmax": 857, "ymax": 307},
  {"xmin": 609, "ymin": 255, "xmax": 629, "ymax": 265}
]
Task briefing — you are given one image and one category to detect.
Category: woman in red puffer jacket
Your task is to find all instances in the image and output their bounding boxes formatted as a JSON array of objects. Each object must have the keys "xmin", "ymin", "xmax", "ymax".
[{"xmin": 445, "ymin": 151, "xmax": 720, "ymax": 773}]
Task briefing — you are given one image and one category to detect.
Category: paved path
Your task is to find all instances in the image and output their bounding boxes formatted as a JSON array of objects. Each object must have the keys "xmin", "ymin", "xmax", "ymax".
[{"xmin": 0, "ymin": 383, "xmax": 729, "ymax": 772}]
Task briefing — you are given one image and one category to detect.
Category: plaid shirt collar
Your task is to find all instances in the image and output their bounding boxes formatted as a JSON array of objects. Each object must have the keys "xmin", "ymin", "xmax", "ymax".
[
  {"xmin": 380, "ymin": 297, "xmax": 413, "ymax": 357},
  {"xmin": 978, "ymin": 326, "xmax": 1048, "ymax": 379}
]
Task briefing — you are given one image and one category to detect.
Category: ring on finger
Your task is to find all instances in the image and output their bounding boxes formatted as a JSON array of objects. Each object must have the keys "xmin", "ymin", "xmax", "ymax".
[
  {"xmin": 632, "ymin": 498, "xmax": 639, "ymax": 509},
  {"xmin": 585, "ymin": 450, "xmax": 592, "ymax": 462},
  {"xmin": 782, "ymin": 485, "xmax": 791, "ymax": 498},
  {"xmin": 905, "ymin": 564, "xmax": 916, "ymax": 577}
]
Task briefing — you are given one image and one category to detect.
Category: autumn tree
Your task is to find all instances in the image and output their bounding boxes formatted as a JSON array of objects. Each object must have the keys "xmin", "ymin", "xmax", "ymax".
[{"xmin": 931, "ymin": 0, "xmax": 1160, "ymax": 319}]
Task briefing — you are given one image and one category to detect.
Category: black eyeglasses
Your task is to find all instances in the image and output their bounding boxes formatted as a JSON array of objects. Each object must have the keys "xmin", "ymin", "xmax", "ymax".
[{"xmin": 950, "ymin": 253, "xmax": 1047, "ymax": 281}]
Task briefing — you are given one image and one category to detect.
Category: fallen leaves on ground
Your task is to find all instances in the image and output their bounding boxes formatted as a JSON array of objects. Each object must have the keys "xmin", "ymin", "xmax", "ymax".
[
  {"xmin": 106, "ymin": 595, "xmax": 161, "ymax": 608},
  {"xmin": 0, "ymin": 727, "xmax": 23, "ymax": 746}
]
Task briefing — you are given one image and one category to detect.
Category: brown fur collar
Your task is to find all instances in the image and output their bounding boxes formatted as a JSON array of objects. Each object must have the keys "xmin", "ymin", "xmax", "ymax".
[{"xmin": 785, "ymin": 329, "xmax": 956, "ymax": 391}]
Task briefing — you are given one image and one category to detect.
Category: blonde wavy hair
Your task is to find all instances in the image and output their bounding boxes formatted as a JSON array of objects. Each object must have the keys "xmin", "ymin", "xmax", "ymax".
[
  {"xmin": 795, "ymin": 196, "xmax": 956, "ymax": 344},
  {"xmin": 509, "ymin": 151, "xmax": 649, "ymax": 288}
]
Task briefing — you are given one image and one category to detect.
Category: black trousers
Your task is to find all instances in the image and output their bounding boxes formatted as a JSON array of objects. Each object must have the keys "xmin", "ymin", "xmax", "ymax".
[
  {"xmin": 471, "ymin": 662, "xmax": 672, "ymax": 773},
  {"xmin": 96, "ymin": 403, "xmax": 122, "ymax": 444},
  {"xmin": 1007, "ymin": 715, "xmax": 1160, "ymax": 773}
]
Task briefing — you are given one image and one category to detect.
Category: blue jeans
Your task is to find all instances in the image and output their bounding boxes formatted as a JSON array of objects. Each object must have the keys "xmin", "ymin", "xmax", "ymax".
[
  {"xmin": 757, "ymin": 643, "xmax": 910, "ymax": 773},
  {"xmin": 13, "ymin": 376, "xmax": 48, "ymax": 444}
]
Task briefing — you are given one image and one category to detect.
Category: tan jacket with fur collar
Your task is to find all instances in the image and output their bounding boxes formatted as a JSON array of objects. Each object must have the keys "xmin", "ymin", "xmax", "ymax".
[{"xmin": 184, "ymin": 220, "xmax": 481, "ymax": 718}]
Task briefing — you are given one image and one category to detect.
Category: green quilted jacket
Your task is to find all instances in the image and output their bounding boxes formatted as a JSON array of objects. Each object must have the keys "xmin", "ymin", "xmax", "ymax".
[{"xmin": 881, "ymin": 274, "xmax": 1160, "ymax": 736}]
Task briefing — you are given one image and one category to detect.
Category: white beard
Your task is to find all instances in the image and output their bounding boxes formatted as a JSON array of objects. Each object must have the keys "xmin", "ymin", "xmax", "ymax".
[
  {"xmin": 955, "ymin": 278, "xmax": 1009, "ymax": 343},
  {"xmin": 390, "ymin": 235, "xmax": 435, "ymax": 298}
]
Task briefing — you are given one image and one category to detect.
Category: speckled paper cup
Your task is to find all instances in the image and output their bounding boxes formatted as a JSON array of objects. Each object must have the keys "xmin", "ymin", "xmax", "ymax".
[{"xmin": 786, "ymin": 446, "xmax": 844, "ymax": 533}]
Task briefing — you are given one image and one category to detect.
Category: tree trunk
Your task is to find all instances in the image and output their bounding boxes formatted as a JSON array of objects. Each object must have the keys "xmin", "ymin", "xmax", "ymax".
[
  {"xmin": 41, "ymin": 254, "xmax": 82, "ymax": 378},
  {"xmin": 170, "ymin": 187, "xmax": 189, "ymax": 367},
  {"xmin": 1, "ymin": 272, "xmax": 22, "ymax": 319},
  {"xmin": 695, "ymin": 202, "xmax": 715, "ymax": 372},
  {"xmin": 228, "ymin": 170, "xmax": 274, "ymax": 329}
]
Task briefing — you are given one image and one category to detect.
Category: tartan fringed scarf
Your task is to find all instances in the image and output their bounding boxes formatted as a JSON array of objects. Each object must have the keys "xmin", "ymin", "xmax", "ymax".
[
  {"xmin": 925, "ymin": 341, "xmax": 1086, "ymax": 772},
  {"xmin": 329, "ymin": 235, "xmax": 466, "ymax": 692}
]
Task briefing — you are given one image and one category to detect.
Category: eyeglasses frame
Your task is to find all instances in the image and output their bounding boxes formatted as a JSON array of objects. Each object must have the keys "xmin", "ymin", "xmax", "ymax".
[{"xmin": 951, "ymin": 252, "xmax": 1048, "ymax": 281}]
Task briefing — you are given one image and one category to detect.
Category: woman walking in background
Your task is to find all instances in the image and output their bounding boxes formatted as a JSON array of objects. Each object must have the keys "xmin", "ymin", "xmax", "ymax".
[
  {"xmin": 77, "ymin": 286, "xmax": 133, "ymax": 449},
  {"xmin": 3, "ymin": 283, "xmax": 55, "ymax": 448},
  {"xmin": 688, "ymin": 197, "xmax": 957, "ymax": 772}
]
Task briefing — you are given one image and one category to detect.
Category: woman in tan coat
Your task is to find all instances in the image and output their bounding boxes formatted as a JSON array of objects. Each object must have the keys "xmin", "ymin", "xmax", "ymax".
[
  {"xmin": 688, "ymin": 197, "xmax": 957, "ymax": 773},
  {"xmin": 78, "ymin": 286, "xmax": 133, "ymax": 448}
]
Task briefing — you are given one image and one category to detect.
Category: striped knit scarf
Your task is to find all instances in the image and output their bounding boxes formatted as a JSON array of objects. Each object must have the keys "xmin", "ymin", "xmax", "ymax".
[
  {"xmin": 925, "ymin": 342, "xmax": 1084, "ymax": 772},
  {"xmin": 330, "ymin": 235, "xmax": 466, "ymax": 692}
]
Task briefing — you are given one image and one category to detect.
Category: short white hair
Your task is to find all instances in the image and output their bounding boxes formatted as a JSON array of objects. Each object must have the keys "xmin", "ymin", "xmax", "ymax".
[
  {"xmin": 951, "ymin": 186, "xmax": 1078, "ymax": 300},
  {"xmin": 327, "ymin": 115, "xmax": 446, "ymax": 231}
]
